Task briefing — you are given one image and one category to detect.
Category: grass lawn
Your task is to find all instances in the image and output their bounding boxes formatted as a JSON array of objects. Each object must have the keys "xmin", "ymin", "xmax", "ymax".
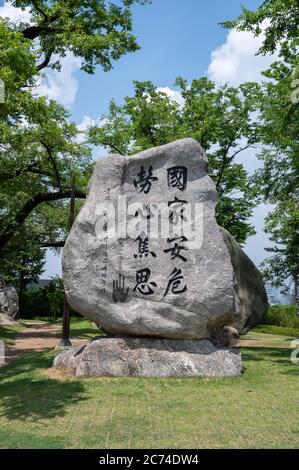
[
  {"xmin": 240, "ymin": 330, "xmax": 296, "ymax": 348},
  {"xmin": 69, "ymin": 318, "xmax": 101, "ymax": 340},
  {"xmin": 0, "ymin": 323, "xmax": 22, "ymax": 345},
  {"xmin": 253, "ymin": 324, "xmax": 299, "ymax": 337},
  {"xmin": 0, "ymin": 329, "xmax": 298, "ymax": 449}
]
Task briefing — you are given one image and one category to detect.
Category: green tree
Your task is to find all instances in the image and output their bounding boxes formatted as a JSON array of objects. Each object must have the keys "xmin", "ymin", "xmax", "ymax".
[
  {"xmin": 46, "ymin": 276, "xmax": 65, "ymax": 320},
  {"xmin": 222, "ymin": 0, "xmax": 299, "ymax": 58},
  {"xmin": 0, "ymin": 19, "xmax": 37, "ymax": 124},
  {"xmin": 11, "ymin": 0, "xmax": 150, "ymax": 73},
  {"xmin": 0, "ymin": 225, "xmax": 46, "ymax": 307},
  {"xmin": 261, "ymin": 201, "xmax": 299, "ymax": 303},
  {"xmin": 226, "ymin": 0, "xmax": 299, "ymax": 303},
  {"xmin": 0, "ymin": 0, "xmax": 149, "ymax": 253},
  {"xmin": 0, "ymin": 98, "xmax": 91, "ymax": 250},
  {"xmin": 89, "ymin": 79, "xmax": 260, "ymax": 244}
]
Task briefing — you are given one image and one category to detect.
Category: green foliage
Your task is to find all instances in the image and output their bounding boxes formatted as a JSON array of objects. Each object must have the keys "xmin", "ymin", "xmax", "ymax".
[
  {"xmin": 261, "ymin": 201, "xmax": 299, "ymax": 295},
  {"xmin": 0, "ymin": 227, "xmax": 45, "ymax": 293},
  {"xmin": 0, "ymin": 0, "xmax": 148, "ymax": 254},
  {"xmin": 222, "ymin": 0, "xmax": 299, "ymax": 59},
  {"xmin": 8, "ymin": 1, "xmax": 150, "ymax": 73},
  {"xmin": 45, "ymin": 276, "xmax": 64, "ymax": 320},
  {"xmin": 256, "ymin": 60, "xmax": 299, "ymax": 298},
  {"xmin": 0, "ymin": 101, "xmax": 92, "ymax": 252},
  {"xmin": 0, "ymin": 19, "xmax": 37, "ymax": 124},
  {"xmin": 20, "ymin": 277, "xmax": 85, "ymax": 319},
  {"xmin": 89, "ymin": 78, "xmax": 260, "ymax": 244},
  {"xmin": 21, "ymin": 277, "xmax": 65, "ymax": 319},
  {"xmin": 254, "ymin": 324, "xmax": 299, "ymax": 336},
  {"xmin": 259, "ymin": 304, "xmax": 299, "ymax": 328},
  {"xmin": 226, "ymin": 0, "xmax": 299, "ymax": 298}
]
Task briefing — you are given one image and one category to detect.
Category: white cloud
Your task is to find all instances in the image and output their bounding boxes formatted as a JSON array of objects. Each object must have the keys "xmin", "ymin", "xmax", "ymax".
[
  {"xmin": 0, "ymin": 2, "xmax": 80, "ymax": 107},
  {"xmin": 35, "ymin": 53, "xmax": 81, "ymax": 107},
  {"xmin": 156, "ymin": 86, "xmax": 185, "ymax": 107},
  {"xmin": 75, "ymin": 115, "xmax": 108, "ymax": 159},
  {"xmin": 207, "ymin": 24, "xmax": 279, "ymax": 86},
  {"xmin": 77, "ymin": 115, "xmax": 96, "ymax": 131},
  {"xmin": 0, "ymin": 0, "xmax": 32, "ymax": 24},
  {"xmin": 75, "ymin": 115, "xmax": 95, "ymax": 143}
]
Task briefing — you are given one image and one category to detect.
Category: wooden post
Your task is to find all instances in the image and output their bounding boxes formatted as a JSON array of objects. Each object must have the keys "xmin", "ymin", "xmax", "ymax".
[{"xmin": 59, "ymin": 179, "xmax": 75, "ymax": 347}]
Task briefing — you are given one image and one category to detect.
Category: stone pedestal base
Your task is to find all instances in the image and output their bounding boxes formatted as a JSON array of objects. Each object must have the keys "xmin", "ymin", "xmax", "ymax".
[{"xmin": 53, "ymin": 337, "xmax": 243, "ymax": 378}]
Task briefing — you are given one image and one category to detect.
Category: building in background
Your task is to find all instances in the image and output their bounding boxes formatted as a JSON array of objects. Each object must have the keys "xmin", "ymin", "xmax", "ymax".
[{"xmin": 265, "ymin": 284, "xmax": 295, "ymax": 305}]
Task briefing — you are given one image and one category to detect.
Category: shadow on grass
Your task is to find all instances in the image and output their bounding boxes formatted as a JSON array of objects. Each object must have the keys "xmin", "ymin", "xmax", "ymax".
[
  {"xmin": 0, "ymin": 324, "xmax": 20, "ymax": 343},
  {"xmin": 70, "ymin": 327, "xmax": 99, "ymax": 339},
  {"xmin": 0, "ymin": 351, "xmax": 86, "ymax": 421},
  {"xmin": 242, "ymin": 346, "xmax": 299, "ymax": 376},
  {"xmin": 0, "ymin": 426, "xmax": 68, "ymax": 449}
]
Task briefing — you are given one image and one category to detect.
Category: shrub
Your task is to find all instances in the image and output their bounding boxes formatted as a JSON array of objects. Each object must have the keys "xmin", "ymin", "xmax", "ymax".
[
  {"xmin": 21, "ymin": 277, "xmax": 81, "ymax": 320},
  {"xmin": 259, "ymin": 305, "xmax": 299, "ymax": 328},
  {"xmin": 254, "ymin": 324, "xmax": 299, "ymax": 336}
]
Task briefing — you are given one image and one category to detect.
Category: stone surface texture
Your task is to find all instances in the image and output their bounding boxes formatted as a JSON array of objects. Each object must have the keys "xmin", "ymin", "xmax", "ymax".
[
  {"xmin": 53, "ymin": 337, "xmax": 243, "ymax": 378},
  {"xmin": 62, "ymin": 138, "xmax": 268, "ymax": 340},
  {"xmin": 0, "ymin": 286, "xmax": 19, "ymax": 321}
]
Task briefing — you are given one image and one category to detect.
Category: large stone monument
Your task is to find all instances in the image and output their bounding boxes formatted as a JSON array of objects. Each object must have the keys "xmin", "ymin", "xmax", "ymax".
[{"xmin": 54, "ymin": 138, "xmax": 268, "ymax": 377}]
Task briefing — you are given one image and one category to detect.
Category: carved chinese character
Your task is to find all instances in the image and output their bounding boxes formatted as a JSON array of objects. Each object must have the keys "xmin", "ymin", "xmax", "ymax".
[
  {"xmin": 133, "ymin": 268, "xmax": 157, "ymax": 295},
  {"xmin": 164, "ymin": 236, "xmax": 188, "ymax": 262},
  {"xmin": 163, "ymin": 268, "xmax": 187, "ymax": 297},
  {"xmin": 167, "ymin": 166, "xmax": 187, "ymax": 191},
  {"xmin": 168, "ymin": 197, "xmax": 188, "ymax": 224},
  {"xmin": 134, "ymin": 236, "xmax": 156, "ymax": 258},
  {"xmin": 133, "ymin": 165, "xmax": 158, "ymax": 194},
  {"xmin": 134, "ymin": 204, "xmax": 155, "ymax": 220}
]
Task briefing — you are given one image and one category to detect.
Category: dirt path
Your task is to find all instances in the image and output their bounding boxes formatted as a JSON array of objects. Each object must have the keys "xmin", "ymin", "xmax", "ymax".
[
  {"xmin": 2, "ymin": 323, "xmax": 294, "ymax": 367},
  {"xmin": 240, "ymin": 336, "xmax": 292, "ymax": 348},
  {"xmin": 3, "ymin": 322, "xmax": 87, "ymax": 365}
]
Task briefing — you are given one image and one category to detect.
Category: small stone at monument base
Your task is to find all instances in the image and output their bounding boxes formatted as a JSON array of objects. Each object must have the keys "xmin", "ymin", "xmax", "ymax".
[
  {"xmin": 0, "ymin": 312, "xmax": 16, "ymax": 325},
  {"xmin": 0, "ymin": 286, "xmax": 19, "ymax": 321},
  {"xmin": 53, "ymin": 337, "xmax": 243, "ymax": 378}
]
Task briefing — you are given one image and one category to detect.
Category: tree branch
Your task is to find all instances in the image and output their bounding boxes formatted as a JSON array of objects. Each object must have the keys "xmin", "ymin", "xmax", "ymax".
[
  {"xmin": 3, "ymin": 164, "xmax": 52, "ymax": 180},
  {"xmin": 31, "ymin": 1, "xmax": 48, "ymax": 20},
  {"xmin": 40, "ymin": 240, "xmax": 66, "ymax": 248},
  {"xmin": 21, "ymin": 13, "xmax": 60, "ymax": 40},
  {"xmin": 229, "ymin": 143, "xmax": 253, "ymax": 160},
  {"xmin": 0, "ymin": 189, "xmax": 86, "ymax": 251},
  {"xmin": 100, "ymin": 142, "xmax": 125, "ymax": 156},
  {"xmin": 40, "ymin": 141, "xmax": 62, "ymax": 189},
  {"xmin": 215, "ymin": 138, "xmax": 251, "ymax": 190},
  {"xmin": 37, "ymin": 50, "xmax": 53, "ymax": 71},
  {"xmin": 22, "ymin": 25, "xmax": 44, "ymax": 40}
]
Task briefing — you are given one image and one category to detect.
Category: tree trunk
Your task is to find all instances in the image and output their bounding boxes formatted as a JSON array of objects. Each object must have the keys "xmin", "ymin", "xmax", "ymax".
[{"xmin": 294, "ymin": 277, "xmax": 299, "ymax": 316}]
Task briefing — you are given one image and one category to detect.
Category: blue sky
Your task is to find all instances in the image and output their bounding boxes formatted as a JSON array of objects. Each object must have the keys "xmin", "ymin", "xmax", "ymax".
[
  {"xmin": 0, "ymin": 0, "xmax": 276, "ymax": 277},
  {"xmin": 72, "ymin": 0, "xmax": 262, "ymax": 121}
]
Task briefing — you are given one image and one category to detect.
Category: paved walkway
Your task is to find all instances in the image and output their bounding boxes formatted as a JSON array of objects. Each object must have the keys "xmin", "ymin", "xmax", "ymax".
[{"xmin": 3, "ymin": 322, "xmax": 87, "ymax": 366}]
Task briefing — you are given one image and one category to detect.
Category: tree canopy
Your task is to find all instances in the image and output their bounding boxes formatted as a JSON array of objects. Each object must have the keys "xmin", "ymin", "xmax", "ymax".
[
  {"xmin": 226, "ymin": 0, "xmax": 299, "ymax": 301},
  {"xmin": 5, "ymin": 0, "xmax": 150, "ymax": 72},
  {"xmin": 0, "ymin": 0, "xmax": 149, "ymax": 288}
]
